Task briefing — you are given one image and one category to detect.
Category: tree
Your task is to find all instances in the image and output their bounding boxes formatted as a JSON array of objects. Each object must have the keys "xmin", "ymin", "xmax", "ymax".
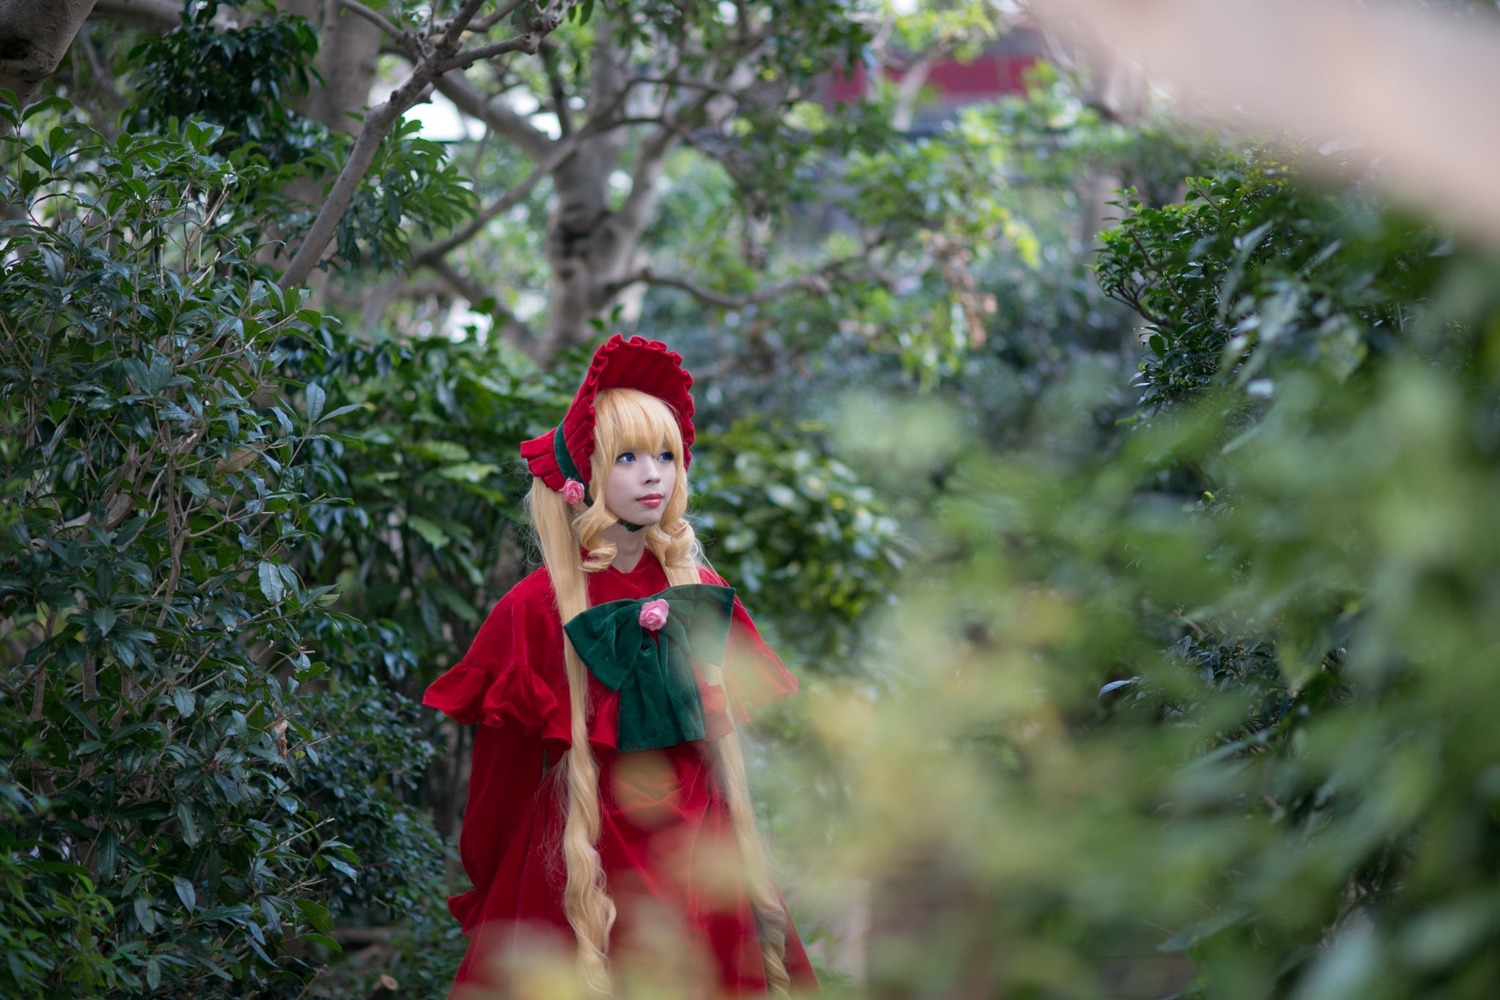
[
  {"xmin": 0, "ymin": 0, "xmax": 97, "ymax": 115},
  {"xmin": 0, "ymin": 104, "xmax": 362, "ymax": 998},
  {"xmin": 59, "ymin": 0, "xmax": 1042, "ymax": 370}
]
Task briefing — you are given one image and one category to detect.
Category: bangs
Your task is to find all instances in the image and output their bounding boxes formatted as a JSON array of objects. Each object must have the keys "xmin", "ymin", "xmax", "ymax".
[{"xmin": 593, "ymin": 388, "xmax": 684, "ymax": 461}]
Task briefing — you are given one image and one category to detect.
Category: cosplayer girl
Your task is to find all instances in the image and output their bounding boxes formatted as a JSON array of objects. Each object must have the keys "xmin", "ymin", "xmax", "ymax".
[{"xmin": 424, "ymin": 335, "xmax": 817, "ymax": 998}]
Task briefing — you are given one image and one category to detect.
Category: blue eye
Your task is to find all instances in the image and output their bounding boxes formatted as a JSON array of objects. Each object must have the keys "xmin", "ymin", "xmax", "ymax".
[
  {"xmin": 658, "ymin": 451, "xmax": 674, "ymax": 463},
  {"xmin": 616, "ymin": 451, "xmax": 635, "ymax": 464}
]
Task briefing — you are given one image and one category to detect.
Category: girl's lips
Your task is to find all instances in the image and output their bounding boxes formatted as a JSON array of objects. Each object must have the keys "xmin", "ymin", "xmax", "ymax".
[{"xmin": 638, "ymin": 495, "xmax": 663, "ymax": 507}]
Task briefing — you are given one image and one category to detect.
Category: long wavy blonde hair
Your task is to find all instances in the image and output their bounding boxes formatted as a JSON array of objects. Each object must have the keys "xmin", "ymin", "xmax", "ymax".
[{"xmin": 527, "ymin": 388, "xmax": 792, "ymax": 997}]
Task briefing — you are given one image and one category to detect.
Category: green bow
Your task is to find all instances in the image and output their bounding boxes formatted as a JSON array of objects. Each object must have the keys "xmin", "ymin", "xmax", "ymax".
[{"xmin": 563, "ymin": 584, "xmax": 736, "ymax": 752}]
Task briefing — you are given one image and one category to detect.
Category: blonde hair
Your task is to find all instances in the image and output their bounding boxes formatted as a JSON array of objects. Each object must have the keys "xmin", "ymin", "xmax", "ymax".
[{"xmin": 528, "ymin": 388, "xmax": 791, "ymax": 997}]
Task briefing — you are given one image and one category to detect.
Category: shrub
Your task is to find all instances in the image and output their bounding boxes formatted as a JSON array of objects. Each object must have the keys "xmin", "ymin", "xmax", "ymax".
[{"xmin": 0, "ymin": 101, "xmax": 352, "ymax": 997}]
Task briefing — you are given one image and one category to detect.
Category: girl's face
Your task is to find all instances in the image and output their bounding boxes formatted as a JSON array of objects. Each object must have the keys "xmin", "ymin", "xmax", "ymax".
[{"xmin": 604, "ymin": 445, "xmax": 678, "ymax": 527}]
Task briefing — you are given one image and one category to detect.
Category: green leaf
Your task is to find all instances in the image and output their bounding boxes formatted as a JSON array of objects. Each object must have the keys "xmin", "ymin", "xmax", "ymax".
[
  {"xmin": 176, "ymin": 801, "xmax": 200, "ymax": 847},
  {"xmin": 319, "ymin": 402, "xmax": 367, "ymax": 424},
  {"xmin": 305, "ymin": 381, "xmax": 326, "ymax": 424},
  {"xmin": 96, "ymin": 829, "xmax": 119, "ymax": 881},
  {"xmin": 326, "ymin": 856, "xmax": 357, "ymax": 880},
  {"xmin": 172, "ymin": 875, "xmax": 197, "ymax": 912},
  {"xmin": 22, "ymin": 95, "xmax": 72, "ymax": 122},
  {"xmin": 436, "ymin": 461, "xmax": 500, "ymax": 483},
  {"xmin": 94, "ymin": 606, "xmax": 117, "ymax": 637},
  {"xmin": 134, "ymin": 896, "xmax": 156, "ymax": 934},
  {"xmin": 301, "ymin": 932, "xmax": 342, "ymax": 952},
  {"xmin": 293, "ymin": 897, "xmax": 333, "ymax": 934},
  {"xmin": 406, "ymin": 515, "xmax": 451, "ymax": 549},
  {"xmin": 258, "ymin": 561, "xmax": 285, "ymax": 603}
]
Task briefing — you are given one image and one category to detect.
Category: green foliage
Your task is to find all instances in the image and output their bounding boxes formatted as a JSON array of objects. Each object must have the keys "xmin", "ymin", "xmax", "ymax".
[
  {"xmin": 0, "ymin": 100, "xmax": 362, "ymax": 996},
  {"xmin": 786, "ymin": 145, "xmax": 1500, "ymax": 999},
  {"xmin": 124, "ymin": 8, "xmax": 476, "ymax": 280},
  {"xmin": 886, "ymin": 0, "xmax": 1004, "ymax": 61},
  {"xmin": 288, "ymin": 334, "xmax": 570, "ymax": 696},
  {"xmin": 292, "ymin": 687, "xmax": 464, "ymax": 999},
  {"xmin": 693, "ymin": 419, "xmax": 904, "ymax": 673},
  {"xmin": 608, "ymin": 0, "xmax": 867, "ymax": 79},
  {"xmin": 321, "ymin": 119, "xmax": 479, "ymax": 273},
  {"xmin": 642, "ymin": 61, "xmax": 1155, "ymax": 393},
  {"xmin": 126, "ymin": 3, "xmax": 322, "ymax": 164},
  {"xmin": 1097, "ymin": 154, "xmax": 1449, "ymax": 411},
  {"xmin": 0, "ymin": 767, "xmax": 125, "ymax": 995}
]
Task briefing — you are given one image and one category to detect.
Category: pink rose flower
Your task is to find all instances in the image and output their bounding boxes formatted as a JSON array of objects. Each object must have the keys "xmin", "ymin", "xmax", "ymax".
[
  {"xmin": 638, "ymin": 599, "xmax": 670, "ymax": 631},
  {"xmin": 560, "ymin": 478, "xmax": 586, "ymax": 505}
]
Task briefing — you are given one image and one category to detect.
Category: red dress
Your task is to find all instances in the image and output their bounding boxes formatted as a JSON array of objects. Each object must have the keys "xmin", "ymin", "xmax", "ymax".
[{"xmin": 423, "ymin": 553, "xmax": 818, "ymax": 996}]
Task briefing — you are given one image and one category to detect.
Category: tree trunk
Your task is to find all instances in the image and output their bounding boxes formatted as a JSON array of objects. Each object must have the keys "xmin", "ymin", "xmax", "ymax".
[
  {"xmin": 543, "ymin": 152, "xmax": 637, "ymax": 356},
  {"xmin": 539, "ymin": 23, "xmax": 632, "ymax": 356},
  {"xmin": 289, "ymin": 0, "xmax": 382, "ymax": 135},
  {"xmin": 0, "ymin": 0, "xmax": 98, "ymax": 124},
  {"xmin": 538, "ymin": 17, "xmax": 678, "ymax": 357},
  {"xmin": 270, "ymin": 0, "xmax": 382, "ymax": 302}
]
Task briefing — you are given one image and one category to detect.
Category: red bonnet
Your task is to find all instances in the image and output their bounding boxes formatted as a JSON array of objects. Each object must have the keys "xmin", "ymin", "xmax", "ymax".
[{"xmin": 520, "ymin": 335, "xmax": 695, "ymax": 492}]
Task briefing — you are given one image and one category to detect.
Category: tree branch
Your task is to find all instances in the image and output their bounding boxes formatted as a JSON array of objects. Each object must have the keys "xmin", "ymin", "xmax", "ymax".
[
  {"xmin": 440, "ymin": 33, "xmax": 543, "ymax": 74},
  {"xmin": 434, "ymin": 72, "xmax": 555, "ymax": 161},
  {"xmin": 587, "ymin": 16, "xmax": 629, "ymax": 125},
  {"xmin": 616, "ymin": 88, "xmax": 716, "ymax": 237},
  {"xmin": 424, "ymin": 258, "xmax": 538, "ymax": 351},
  {"xmin": 413, "ymin": 89, "xmax": 661, "ymax": 276},
  {"xmin": 613, "ymin": 258, "xmax": 878, "ymax": 311},
  {"xmin": 425, "ymin": 257, "xmax": 493, "ymax": 311},
  {"xmin": 335, "ymin": 0, "xmax": 408, "ymax": 50},
  {"xmin": 541, "ymin": 41, "xmax": 574, "ymax": 137},
  {"xmin": 87, "ymin": 0, "xmax": 183, "ymax": 32},
  {"xmin": 471, "ymin": 0, "xmax": 528, "ymax": 34},
  {"xmin": 279, "ymin": 0, "xmax": 573, "ymax": 290},
  {"xmin": 630, "ymin": 75, "xmax": 748, "ymax": 99},
  {"xmin": 412, "ymin": 166, "xmax": 545, "ymax": 264}
]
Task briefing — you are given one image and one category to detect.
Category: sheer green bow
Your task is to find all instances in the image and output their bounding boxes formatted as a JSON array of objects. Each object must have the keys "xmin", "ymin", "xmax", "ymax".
[{"xmin": 563, "ymin": 584, "xmax": 736, "ymax": 752}]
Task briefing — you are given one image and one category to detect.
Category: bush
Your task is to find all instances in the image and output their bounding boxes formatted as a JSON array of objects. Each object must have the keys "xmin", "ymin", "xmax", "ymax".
[
  {"xmin": 0, "ymin": 100, "xmax": 356, "ymax": 998},
  {"xmin": 793, "ymin": 148, "xmax": 1500, "ymax": 999}
]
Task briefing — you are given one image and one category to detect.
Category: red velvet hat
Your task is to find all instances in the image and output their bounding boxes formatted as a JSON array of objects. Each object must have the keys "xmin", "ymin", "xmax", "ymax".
[{"xmin": 520, "ymin": 335, "xmax": 695, "ymax": 497}]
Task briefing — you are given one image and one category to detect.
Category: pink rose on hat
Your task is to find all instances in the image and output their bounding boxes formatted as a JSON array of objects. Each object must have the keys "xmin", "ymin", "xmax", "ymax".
[{"xmin": 561, "ymin": 479, "xmax": 586, "ymax": 505}]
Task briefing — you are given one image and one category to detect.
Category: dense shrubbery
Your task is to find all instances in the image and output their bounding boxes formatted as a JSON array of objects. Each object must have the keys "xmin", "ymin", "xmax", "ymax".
[
  {"xmin": 787, "ymin": 145, "xmax": 1500, "ymax": 999},
  {"xmin": 0, "ymin": 105, "xmax": 354, "ymax": 997},
  {"xmin": 1097, "ymin": 155, "xmax": 1449, "ymax": 412},
  {"xmin": 0, "ymin": 93, "xmax": 506, "ymax": 998}
]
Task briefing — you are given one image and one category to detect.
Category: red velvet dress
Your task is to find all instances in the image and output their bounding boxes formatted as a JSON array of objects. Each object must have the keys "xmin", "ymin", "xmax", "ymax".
[{"xmin": 423, "ymin": 553, "xmax": 818, "ymax": 997}]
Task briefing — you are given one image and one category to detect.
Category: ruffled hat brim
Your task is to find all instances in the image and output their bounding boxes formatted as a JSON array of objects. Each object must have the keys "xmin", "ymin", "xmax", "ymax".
[{"xmin": 521, "ymin": 335, "xmax": 695, "ymax": 492}]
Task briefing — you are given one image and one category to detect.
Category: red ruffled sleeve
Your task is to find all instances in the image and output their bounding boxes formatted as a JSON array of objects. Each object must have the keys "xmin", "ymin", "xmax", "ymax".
[
  {"xmin": 422, "ymin": 569, "xmax": 573, "ymax": 931},
  {"xmin": 423, "ymin": 569, "xmax": 572, "ymax": 747}
]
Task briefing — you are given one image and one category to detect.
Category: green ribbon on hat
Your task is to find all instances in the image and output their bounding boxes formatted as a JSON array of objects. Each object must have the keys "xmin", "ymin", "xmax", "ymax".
[
  {"xmin": 552, "ymin": 421, "xmax": 591, "ymax": 501},
  {"xmin": 554, "ymin": 420, "xmax": 646, "ymax": 531},
  {"xmin": 563, "ymin": 584, "xmax": 735, "ymax": 752}
]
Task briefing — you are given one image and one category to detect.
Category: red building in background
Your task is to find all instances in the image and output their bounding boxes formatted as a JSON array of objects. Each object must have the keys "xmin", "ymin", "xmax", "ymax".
[{"xmin": 817, "ymin": 28, "xmax": 1046, "ymax": 130}]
